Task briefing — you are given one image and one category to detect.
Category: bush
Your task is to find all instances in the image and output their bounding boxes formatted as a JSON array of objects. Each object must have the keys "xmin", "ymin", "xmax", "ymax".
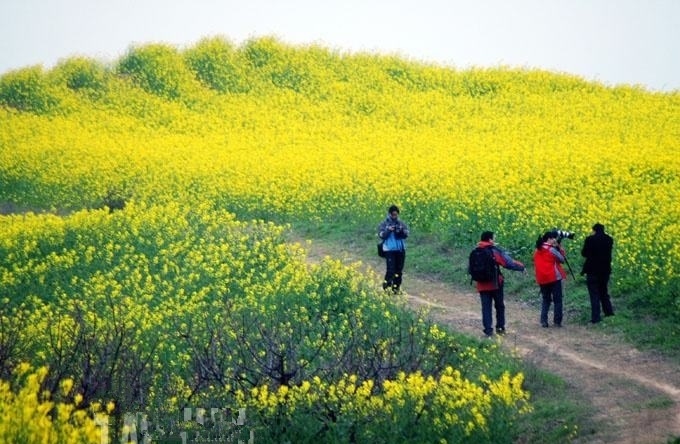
[
  {"xmin": 185, "ymin": 36, "xmax": 250, "ymax": 93},
  {"xmin": 240, "ymin": 37, "xmax": 316, "ymax": 94},
  {"xmin": 0, "ymin": 66, "xmax": 60, "ymax": 113},
  {"xmin": 52, "ymin": 57, "xmax": 109, "ymax": 98},
  {"xmin": 117, "ymin": 43, "xmax": 195, "ymax": 99}
]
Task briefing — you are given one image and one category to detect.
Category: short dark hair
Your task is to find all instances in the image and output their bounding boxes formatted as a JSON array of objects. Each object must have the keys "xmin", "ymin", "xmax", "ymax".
[
  {"xmin": 593, "ymin": 223, "xmax": 605, "ymax": 233},
  {"xmin": 544, "ymin": 231, "xmax": 558, "ymax": 241},
  {"xmin": 388, "ymin": 205, "xmax": 400, "ymax": 214},
  {"xmin": 481, "ymin": 231, "xmax": 494, "ymax": 241},
  {"xmin": 536, "ymin": 230, "xmax": 558, "ymax": 249}
]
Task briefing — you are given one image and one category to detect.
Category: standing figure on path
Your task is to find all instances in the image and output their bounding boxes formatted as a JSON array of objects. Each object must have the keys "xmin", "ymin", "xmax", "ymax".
[
  {"xmin": 534, "ymin": 231, "xmax": 567, "ymax": 328},
  {"xmin": 377, "ymin": 205, "xmax": 409, "ymax": 293},
  {"xmin": 581, "ymin": 223, "xmax": 615, "ymax": 323},
  {"xmin": 470, "ymin": 231, "xmax": 526, "ymax": 337}
]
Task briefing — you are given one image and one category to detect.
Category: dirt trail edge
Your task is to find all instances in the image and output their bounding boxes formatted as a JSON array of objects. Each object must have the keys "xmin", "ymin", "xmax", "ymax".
[{"xmin": 300, "ymin": 239, "xmax": 680, "ymax": 444}]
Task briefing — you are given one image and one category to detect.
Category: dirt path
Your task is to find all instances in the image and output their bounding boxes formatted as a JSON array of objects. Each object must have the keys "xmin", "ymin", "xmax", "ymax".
[{"xmin": 300, "ymin": 239, "xmax": 680, "ymax": 444}]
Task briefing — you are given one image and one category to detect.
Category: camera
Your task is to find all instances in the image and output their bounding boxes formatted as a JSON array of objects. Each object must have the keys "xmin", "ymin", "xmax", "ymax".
[{"xmin": 554, "ymin": 229, "xmax": 575, "ymax": 240}]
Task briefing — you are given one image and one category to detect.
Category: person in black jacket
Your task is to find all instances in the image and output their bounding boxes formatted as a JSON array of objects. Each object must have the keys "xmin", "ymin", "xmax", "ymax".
[{"xmin": 581, "ymin": 223, "xmax": 615, "ymax": 323}]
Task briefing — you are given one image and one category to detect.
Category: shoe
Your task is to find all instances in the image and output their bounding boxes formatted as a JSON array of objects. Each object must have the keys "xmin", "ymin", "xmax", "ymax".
[
  {"xmin": 541, "ymin": 322, "xmax": 549, "ymax": 328},
  {"xmin": 554, "ymin": 323, "xmax": 562, "ymax": 328},
  {"xmin": 591, "ymin": 319, "xmax": 601, "ymax": 324},
  {"xmin": 496, "ymin": 328, "xmax": 506, "ymax": 335},
  {"xmin": 604, "ymin": 312, "xmax": 615, "ymax": 317}
]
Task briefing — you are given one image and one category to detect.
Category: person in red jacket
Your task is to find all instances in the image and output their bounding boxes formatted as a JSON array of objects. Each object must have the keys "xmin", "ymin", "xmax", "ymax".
[
  {"xmin": 533, "ymin": 231, "xmax": 567, "ymax": 328},
  {"xmin": 474, "ymin": 231, "xmax": 526, "ymax": 337}
]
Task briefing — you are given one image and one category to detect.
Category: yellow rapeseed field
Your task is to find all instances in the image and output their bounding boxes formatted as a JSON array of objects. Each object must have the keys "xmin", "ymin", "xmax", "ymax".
[{"xmin": 1, "ymin": 38, "xmax": 678, "ymax": 298}]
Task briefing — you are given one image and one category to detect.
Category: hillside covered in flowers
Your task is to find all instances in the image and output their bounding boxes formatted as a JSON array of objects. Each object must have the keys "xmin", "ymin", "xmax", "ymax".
[{"xmin": 0, "ymin": 36, "xmax": 678, "ymax": 442}]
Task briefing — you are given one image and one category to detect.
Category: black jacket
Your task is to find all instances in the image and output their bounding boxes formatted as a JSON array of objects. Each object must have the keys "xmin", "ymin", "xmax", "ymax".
[{"xmin": 581, "ymin": 232, "xmax": 613, "ymax": 276}]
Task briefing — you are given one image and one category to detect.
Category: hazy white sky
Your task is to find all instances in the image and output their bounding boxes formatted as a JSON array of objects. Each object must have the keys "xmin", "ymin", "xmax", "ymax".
[{"xmin": 1, "ymin": 0, "xmax": 679, "ymax": 92}]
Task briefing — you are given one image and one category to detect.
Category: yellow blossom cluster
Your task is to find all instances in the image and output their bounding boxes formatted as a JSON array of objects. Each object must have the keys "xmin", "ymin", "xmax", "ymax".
[
  {"xmin": 236, "ymin": 367, "xmax": 530, "ymax": 442},
  {"xmin": 0, "ymin": 363, "xmax": 110, "ymax": 443}
]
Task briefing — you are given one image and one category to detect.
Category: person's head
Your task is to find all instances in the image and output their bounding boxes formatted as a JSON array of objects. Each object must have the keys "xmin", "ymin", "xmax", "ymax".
[
  {"xmin": 592, "ymin": 223, "xmax": 605, "ymax": 233},
  {"xmin": 388, "ymin": 205, "xmax": 400, "ymax": 220},
  {"xmin": 536, "ymin": 230, "xmax": 558, "ymax": 249},
  {"xmin": 480, "ymin": 231, "xmax": 494, "ymax": 242},
  {"xmin": 544, "ymin": 231, "xmax": 559, "ymax": 245}
]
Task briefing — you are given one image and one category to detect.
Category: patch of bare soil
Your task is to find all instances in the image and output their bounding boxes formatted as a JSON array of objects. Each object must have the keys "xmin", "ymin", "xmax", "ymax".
[{"xmin": 299, "ymin": 238, "xmax": 680, "ymax": 444}]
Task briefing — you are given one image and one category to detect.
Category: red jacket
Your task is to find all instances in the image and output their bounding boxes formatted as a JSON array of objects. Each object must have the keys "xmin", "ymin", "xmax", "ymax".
[
  {"xmin": 475, "ymin": 241, "xmax": 525, "ymax": 292},
  {"xmin": 533, "ymin": 243, "xmax": 567, "ymax": 285}
]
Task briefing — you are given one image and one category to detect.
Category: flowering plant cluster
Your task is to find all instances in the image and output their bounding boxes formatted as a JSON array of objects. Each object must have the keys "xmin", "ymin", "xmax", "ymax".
[
  {"xmin": 0, "ymin": 364, "xmax": 110, "ymax": 443},
  {"xmin": 0, "ymin": 203, "xmax": 528, "ymax": 441}
]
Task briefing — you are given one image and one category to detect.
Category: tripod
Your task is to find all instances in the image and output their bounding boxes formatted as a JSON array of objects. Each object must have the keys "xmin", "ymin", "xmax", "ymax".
[{"xmin": 563, "ymin": 255, "xmax": 577, "ymax": 280}]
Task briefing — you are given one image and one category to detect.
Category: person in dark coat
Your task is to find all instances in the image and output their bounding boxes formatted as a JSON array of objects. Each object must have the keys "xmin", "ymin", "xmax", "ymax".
[{"xmin": 581, "ymin": 223, "xmax": 615, "ymax": 323}]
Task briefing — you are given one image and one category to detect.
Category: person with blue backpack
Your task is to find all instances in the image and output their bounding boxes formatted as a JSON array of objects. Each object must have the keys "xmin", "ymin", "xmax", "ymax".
[
  {"xmin": 378, "ymin": 205, "xmax": 410, "ymax": 293},
  {"xmin": 469, "ymin": 231, "xmax": 526, "ymax": 337}
]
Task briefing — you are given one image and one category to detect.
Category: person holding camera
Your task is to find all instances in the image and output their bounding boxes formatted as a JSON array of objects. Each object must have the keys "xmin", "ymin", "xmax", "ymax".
[
  {"xmin": 472, "ymin": 231, "xmax": 526, "ymax": 337},
  {"xmin": 378, "ymin": 205, "xmax": 409, "ymax": 293},
  {"xmin": 581, "ymin": 223, "xmax": 615, "ymax": 323},
  {"xmin": 533, "ymin": 231, "xmax": 567, "ymax": 328}
]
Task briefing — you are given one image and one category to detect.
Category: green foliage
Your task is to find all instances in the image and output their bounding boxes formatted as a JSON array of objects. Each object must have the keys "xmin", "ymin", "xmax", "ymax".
[
  {"xmin": 52, "ymin": 57, "xmax": 109, "ymax": 98},
  {"xmin": 117, "ymin": 43, "xmax": 196, "ymax": 99},
  {"xmin": 184, "ymin": 36, "xmax": 251, "ymax": 93},
  {"xmin": 242, "ymin": 36, "xmax": 282, "ymax": 69},
  {"xmin": 241, "ymin": 36, "xmax": 318, "ymax": 94},
  {"xmin": 0, "ymin": 66, "xmax": 60, "ymax": 113}
]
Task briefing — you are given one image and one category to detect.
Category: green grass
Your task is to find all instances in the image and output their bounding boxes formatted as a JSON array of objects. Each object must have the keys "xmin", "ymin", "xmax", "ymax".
[{"xmin": 515, "ymin": 363, "xmax": 599, "ymax": 442}]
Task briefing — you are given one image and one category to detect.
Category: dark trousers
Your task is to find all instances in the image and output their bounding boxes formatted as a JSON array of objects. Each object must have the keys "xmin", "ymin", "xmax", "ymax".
[
  {"xmin": 480, "ymin": 285, "xmax": 505, "ymax": 336},
  {"xmin": 383, "ymin": 250, "xmax": 405, "ymax": 292},
  {"xmin": 540, "ymin": 280, "xmax": 563, "ymax": 326},
  {"xmin": 586, "ymin": 274, "xmax": 614, "ymax": 322}
]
